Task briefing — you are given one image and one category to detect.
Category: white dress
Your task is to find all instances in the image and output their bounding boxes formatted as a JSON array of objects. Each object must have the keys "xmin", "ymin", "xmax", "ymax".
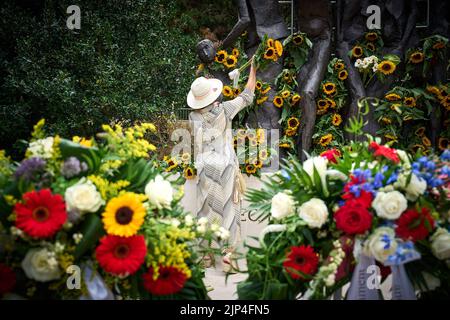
[{"xmin": 189, "ymin": 88, "xmax": 254, "ymax": 247}]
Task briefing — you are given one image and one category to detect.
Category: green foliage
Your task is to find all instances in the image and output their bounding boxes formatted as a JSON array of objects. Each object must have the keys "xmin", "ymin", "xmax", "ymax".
[{"xmin": 0, "ymin": 0, "xmax": 202, "ymax": 157}]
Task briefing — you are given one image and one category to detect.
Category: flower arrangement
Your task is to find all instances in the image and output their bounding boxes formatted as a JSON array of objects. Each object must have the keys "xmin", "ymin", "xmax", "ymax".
[
  {"xmin": 239, "ymin": 116, "xmax": 450, "ymax": 299},
  {"xmin": 312, "ymin": 58, "xmax": 349, "ymax": 154},
  {"xmin": 405, "ymin": 35, "xmax": 449, "ymax": 77},
  {"xmin": 160, "ymin": 153, "xmax": 197, "ymax": 181},
  {"xmin": 0, "ymin": 120, "xmax": 226, "ymax": 299}
]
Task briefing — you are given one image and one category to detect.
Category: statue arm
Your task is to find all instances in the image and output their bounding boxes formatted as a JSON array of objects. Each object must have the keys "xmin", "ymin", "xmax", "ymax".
[{"xmin": 222, "ymin": 0, "xmax": 251, "ymax": 49}]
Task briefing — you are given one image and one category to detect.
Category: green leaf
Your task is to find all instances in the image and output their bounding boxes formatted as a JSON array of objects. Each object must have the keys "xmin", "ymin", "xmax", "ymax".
[{"xmin": 74, "ymin": 213, "xmax": 104, "ymax": 260}]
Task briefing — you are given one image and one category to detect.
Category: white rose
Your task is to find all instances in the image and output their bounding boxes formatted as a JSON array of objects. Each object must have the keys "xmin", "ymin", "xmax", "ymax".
[
  {"xmin": 372, "ymin": 191, "xmax": 407, "ymax": 220},
  {"xmin": 65, "ymin": 178, "xmax": 104, "ymax": 213},
  {"xmin": 430, "ymin": 228, "xmax": 450, "ymax": 260},
  {"xmin": 271, "ymin": 192, "xmax": 295, "ymax": 219},
  {"xmin": 144, "ymin": 175, "xmax": 173, "ymax": 209},
  {"xmin": 298, "ymin": 198, "xmax": 329, "ymax": 228},
  {"xmin": 396, "ymin": 149, "xmax": 411, "ymax": 169},
  {"xmin": 27, "ymin": 137, "xmax": 54, "ymax": 159},
  {"xmin": 303, "ymin": 156, "xmax": 328, "ymax": 194},
  {"xmin": 21, "ymin": 248, "xmax": 61, "ymax": 282},
  {"xmin": 396, "ymin": 173, "xmax": 427, "ymax": 201},
  {"xmin": 184, "ymin": 214, "xmax": 194, "ymax": 226},
  {"xmin": 364, "ymin": 227, "xmax": 398, "ymax": 263}
]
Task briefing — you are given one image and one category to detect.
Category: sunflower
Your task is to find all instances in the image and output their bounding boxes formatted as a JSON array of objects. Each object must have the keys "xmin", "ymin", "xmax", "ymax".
[
  {"xmin": 409, "ymin": 51, "xmax": 424, "ymax": 64},
  {"xmin": 275, "ymin": 40, "xmax": 283, "ymax": 56},
  {"xmin": 249, "ymin": 138, "xmax": 258, "ymax": 147},
  {"xmin": 224, "ymin": 55, "xmax": 238, "ymax": 68},
  {"xmin": 366, "ymin": 42, "xmax": 376, "ymax": 52},
  {"xmin": 440, "ymin": 95, "xmax": 450, "ymax": 109},
  {"xmin": 332, "ymin": 114, "xmax": 342, "ymax": 126},
  {"xmin": 261, "ymin": 86, "xmax": 271, "ymax": 94},
  {"xmin": 273, "ymin": 96, "xmax": 284, "ymax": 108},
  {"xmin": 390, "ymin": 103, "xmax": 402, "ymax": 113},
  {"xmin": 267, "ymin": 38, "xmax": 275, "ymax": 48},
  {"xmin": 433, "ymin": 42, "xmax": 445, "ymax": 50},
  {"xmin": 233, "ymin": 87, "xmax": 241, "ymax": 96},
  {"xmin": 292, "ymin": 34, "xmax": 304, "ymax": 45},
  {"xmin": 215, "ymin": 50, "xmax": 227, "ymax": 63},
  {"xmin": 258, "ymin": 149, "xmax": 269, "ymax": 161},
  {"xmin": 183, "ymin": 167, "xmax": 195, "ymax": 180},
  {"xmin": 319, "ymin": 134, "xmax": 333, "ymax": 147},
  {"xmin": 256, "ymin": 81, "xmax": 263, "ymax": 90},
  {"xmin": 222, "ymin": 85, "xmax": 233, "ymax": 97},
  {"xmin": 285, "ymin": 128, "xmax": 297, "ymax": 137},
  {"xmin": 256, "ymin": 128, "xmax": 265, "ymax": 143},
  {"xmin": 322, "ymin": 82, "xmax": 337, "ymax": 95},
  {"xmin": 256, "ymin": 96, "xmax": 269, "ymax": 105},
  {"xmin": 438, "ymin": 137, "xmax": 449, "ymax": 151},
  {"xmin": 352, "ymin": 46, "xmax": 364, "ymax": 58},
  {"xmin": 165, "ymin": 158, "xmax": 178, "ymax": 172},
  {"xmin": 245, "ymin": 164, "xmax": 257, "ymax": 175},
  {"xmin": 381, "ymin": 117, "xmax": 392, "ymax": 124},
  {"xmin": 403, "ymin": 97, "xmax": 416, "ymax": 107},
  {"xmin": 338, "ymin": 70, "xmax": 348, "ymax": 81},
  {"xmin": 426, "ymin": 85, "xmax": 441, "ymax": 96},
  {"xmin": 283, "ymin": 73, "xmax": 292, "ymax": 82},
  {"xmin": 287, "ymin": 116, "xmax": 300, "ymax": 129},
  {"xmin": 326, "ymin": 98, "xmax": 336, "ymax": 109},
  {"xmin": 385, "ymin": 93, "xmax": 401, "ymax": 101},
  {"xmin": 232, "ymin": 48, "xmax": 240, "ymax": 57},
  {"xmin": 384, "ymin": 134, "xmax": 398, "ymax": 142},
  {"xmin": 290, "ymin": 94, "xmax": 301, "ymax": 105},
  {"xmin": 281, "ymin": 90, "xmax": 290, "ymax": 98},
  {"xmin": 334, "ymin": 62, "xmax": 345, "ymax": 71},
  {"xmin": 365, "ymin": 32, "xmax": 378, "ymax": 42},
  {"xmin": 317, "ymin": 99, "xmax": 329, "ymax": 110},
  {"xmin": 102, "ymin": 193, "xmax": 146, "ymax": 237},
  {"xmin": 279, "ymin": 142, "xmax": 292, "ymax": 149},
  {"xmin": 422, "ymin": 136, "xmax": 432, "ymax": 147},
  {"xmin": 377, "ymin": 60, "xmax": 396, "ymax": 75},
  {"xmin": 237, "ymin": 128, "xmax": 247, "ymax": 138},
  {"xmin": 414, "ymin": 127, "xmax": 425, "ymax": 137},
  {"xmin": 254, "ymin": 159, "xmax": 263, "ymax": 169},
  {"xmin": 411, "ymin": 144, "xmax": 425, "ymax": 154},
  {"xmin": 263, "ymin": 47, "xmax": 276, "ymax": 60}
]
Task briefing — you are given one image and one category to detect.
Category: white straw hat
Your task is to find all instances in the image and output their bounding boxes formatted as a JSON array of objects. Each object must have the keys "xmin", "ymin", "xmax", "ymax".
[{"xmin": 187, "ymin": 77, "xmax": 223, "ymax": 109}]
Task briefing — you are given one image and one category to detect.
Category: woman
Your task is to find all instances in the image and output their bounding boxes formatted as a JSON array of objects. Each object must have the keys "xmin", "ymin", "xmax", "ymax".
[{"xmin": 187, "ymin": 60, "xmax": 257, "ymax": 273}]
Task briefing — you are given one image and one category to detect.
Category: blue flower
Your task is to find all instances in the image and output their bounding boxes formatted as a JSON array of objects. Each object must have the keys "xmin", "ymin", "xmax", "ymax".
[
  {"xmin": 441, "ymin": 149, "xmax": 450, "ymax": 161},
  {"xmin": 373, "ymin": 172, "xmax": 384, "ymax": 189},
  {"xmin": 386, "ymin": 172, "xmax": 398, "ymax": 185},
  {"xmin": 61, "ymin": 157, "xmax": 88, "ymax": 178},
  {"xmin": 14, "ymin": 157, "xmax": 46, "ymax": 181}
]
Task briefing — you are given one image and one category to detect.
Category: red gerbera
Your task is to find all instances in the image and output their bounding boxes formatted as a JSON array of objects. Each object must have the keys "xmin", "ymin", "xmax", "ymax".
[
  {"xmin": 396, "ymin": 207, "xmax": 435, "ymax": 242},
  {"xmin": 142, "ymin": 265, "xmax": 187, "ymax": 295},
  {"xmin": 14, "ymin": 189, "xmax": 67, "ymax": 238},
  {"xmin": 95, "ymin": 235, "xmax": 147, "ymax": 276},
  {"xmin": 369, "ymin": 141, "xmax": 400, "ymax": 163},
  {"xmin": 283, "ymin": 245, "xmax": 319, "ymax": 280},
  {"xmin": 334, "ymin": 199, "xmax": 373, "ymax": 235},
  {"xmin": 0, "ymin": 263, "xmax": 16, "ymax": 295},
  {"xmin": 320, "ymin": 149, "xmax": 341, "ymax": 164}
]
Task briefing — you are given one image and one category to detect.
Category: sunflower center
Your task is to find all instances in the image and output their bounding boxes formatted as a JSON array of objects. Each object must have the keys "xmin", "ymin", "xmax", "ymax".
[
  {"xmin": 382, "ymin": 64, "xmax": 391, "ymax": 70},
  {"xmin": 326, "ymin": 85, "xmax": 333, "ymax": 91},
  {"xmin": 114, "ymin": 244, "xmax": 130, "ymax": 259},
  {"xmin": 115, "ymin": 206, "xmax": 134, "ymax": 225},
  {"xmin": 32, "ymin": 207, "xmax": 50, "ymax": 222}
]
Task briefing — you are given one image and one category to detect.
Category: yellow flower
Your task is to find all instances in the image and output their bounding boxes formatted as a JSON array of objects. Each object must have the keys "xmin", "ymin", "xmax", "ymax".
[
  {"xmin": 279, "ymin": 142, "xmax": 292, "ymax": 149},
  {"xmin": 338, "ymin": 70, "xmax": 348, "ymax": 81},
  {"xmin": 267, "ymin": 38, "xmax": 274, "ymax": 48},
  {"xmin": 385, "ymin": 93, "xmax": 401, "ymax": 101},
  {"xmin": 287, "ymin": 116, "xmax": 300, "ymax": 129},
  {"xmin": 403, "ymin": 97, "xmax": 416, "ymax": 107},
  {"xmin": 165, "ymin": 158, "xmax": 178, "ymax": 172},
  {"xmin": 232, "ymin": 48, "xmax": 240, "ymax": 57},
  {"xmin": 237, "ymin": 128, "xmax": 247, "ymax": 138},
  {"xmin": 377, "ymin": 60, "xmax": 396, "ymax": 75},
  {"xmin": 273, "ymin": 96, "xmax": 284, "ymax": 108},
  {"xmin": 285, "ymin": 128, "xmax": 297, "ymax": 137},
  {"xmin": 233, "ymin": 87, "xmax": 241, "ymax": 96},
  {"xmin": 197, "ymin": 63, "xmax": 204, "ymax": 72},
  {"xmin": 290, "ymin": 94, "xmax": 301, "ymax": 105},
  {"xmin": 326, "ymin": 98, "xmax": 336, "ymax": 109},
  {"xmin": 384, "ymin": 134, "xmax": 398, "ymax": 142},
  {"xmin": 365, "ymin": 32, "xmax": 378, "ymax": 42},
  {"xmin": 183, "ymin": 167, "xmax": 195, "ymax": 180},
  {"xmin": 322, "ymin": 82, "xmax": 337, "ymax": 95},
  {"xmin": 409, "ymin": 51, "xmax": 424, "ymax": 64},
  {"xmin": 422, "ymin": 136, "xmax": 432, "ymax": 147},
  {"xmin": 245, "ymin": 164, "xmax": 257, "ymax": 175},
  {"xmin": 366, "ymin": 42, "xmax": 376, "ymax": 52},
  {"xmin": 334, "ymin": 62, "xmax": 345, "ymax": 71},
  {"xmin": 415, "ymin": 127, "xmax": 426, "ymax": 137},
  {"xmin": 224, "ymin": 55, "xmax": 238, "ymax": 68},
  {"xmin": 426, "ymin": 85, "xmax": 441, "ymax": 96},
  {"xmin": 319, "ymin": 134, "xmax": 333, "ymax": 147},
  {"xmin": 281, "ymin": 90, "xmax": 290, "ymax": 98},
  {"xmin": 256, "ymin": 96, "xmax": 269, "ymax": 105},
  {"xmin": 317, "ymin": 99, "xmax": 329, "ymax": 111},
  {"xmin": 381, "ymin": 117, "xmax": 392, "ymax": 124},
  {"xmin": 275, "ymin": 40, "xmax": 283, "ymax": 56},
  {"xmin": 258, "ymin": 149, "xmax": 269, "ymax": 161},
  {"xmin": 261, "ymin": 86, "xmax": 271, "ymax": 94},
  {"xmin": 102, "ymin": 193, "xmax": 146, "ymax": 237},
  {"xmin": 222, "ymin": 86, "xmax": 233, "ymax": 97},
  {"xmin": 215, "ymin": 50, "xmax": 227, "ymax": 63},
  {"xmin": 263, "ymin": 47, "xmax": 276, "ymax": 60},
  {"xmin": 72, "ymin": 136, "xmax": 93, "ymax": 148},
  {"xmin": 433, "ymin": 42, "xmax": 446, "ymax": 50},
  {"xmin": 292, "ymin": 34, "xmax": 304, "ymax": 45},
  {"xmin": 438, "ymin": 137, "xmax": 449, "ymax": 151},
  {"xmin": 332, "ymin": 114, "xmax": 342, "ymax": 126},
  {"xmin": 256, "ymin": 81, "xmax": 263, "ymax": 90},
  {"xmin": 440, "ymin": 95, "xmax": 450, "ymax": 109},
  {"xmin": 254, "ymin": 159, "xmax": 263, "ymax": 169},
  {"xmin": 411, "ymin": 144, "xmax": 425, "ymax": 154},
  {"xmin": 256, "ymin": 128, "xmax": 265, "ymax": 144},
  {"xmin": 352, "ymin": 46, "xmax": 364, "ymax": 58}
]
